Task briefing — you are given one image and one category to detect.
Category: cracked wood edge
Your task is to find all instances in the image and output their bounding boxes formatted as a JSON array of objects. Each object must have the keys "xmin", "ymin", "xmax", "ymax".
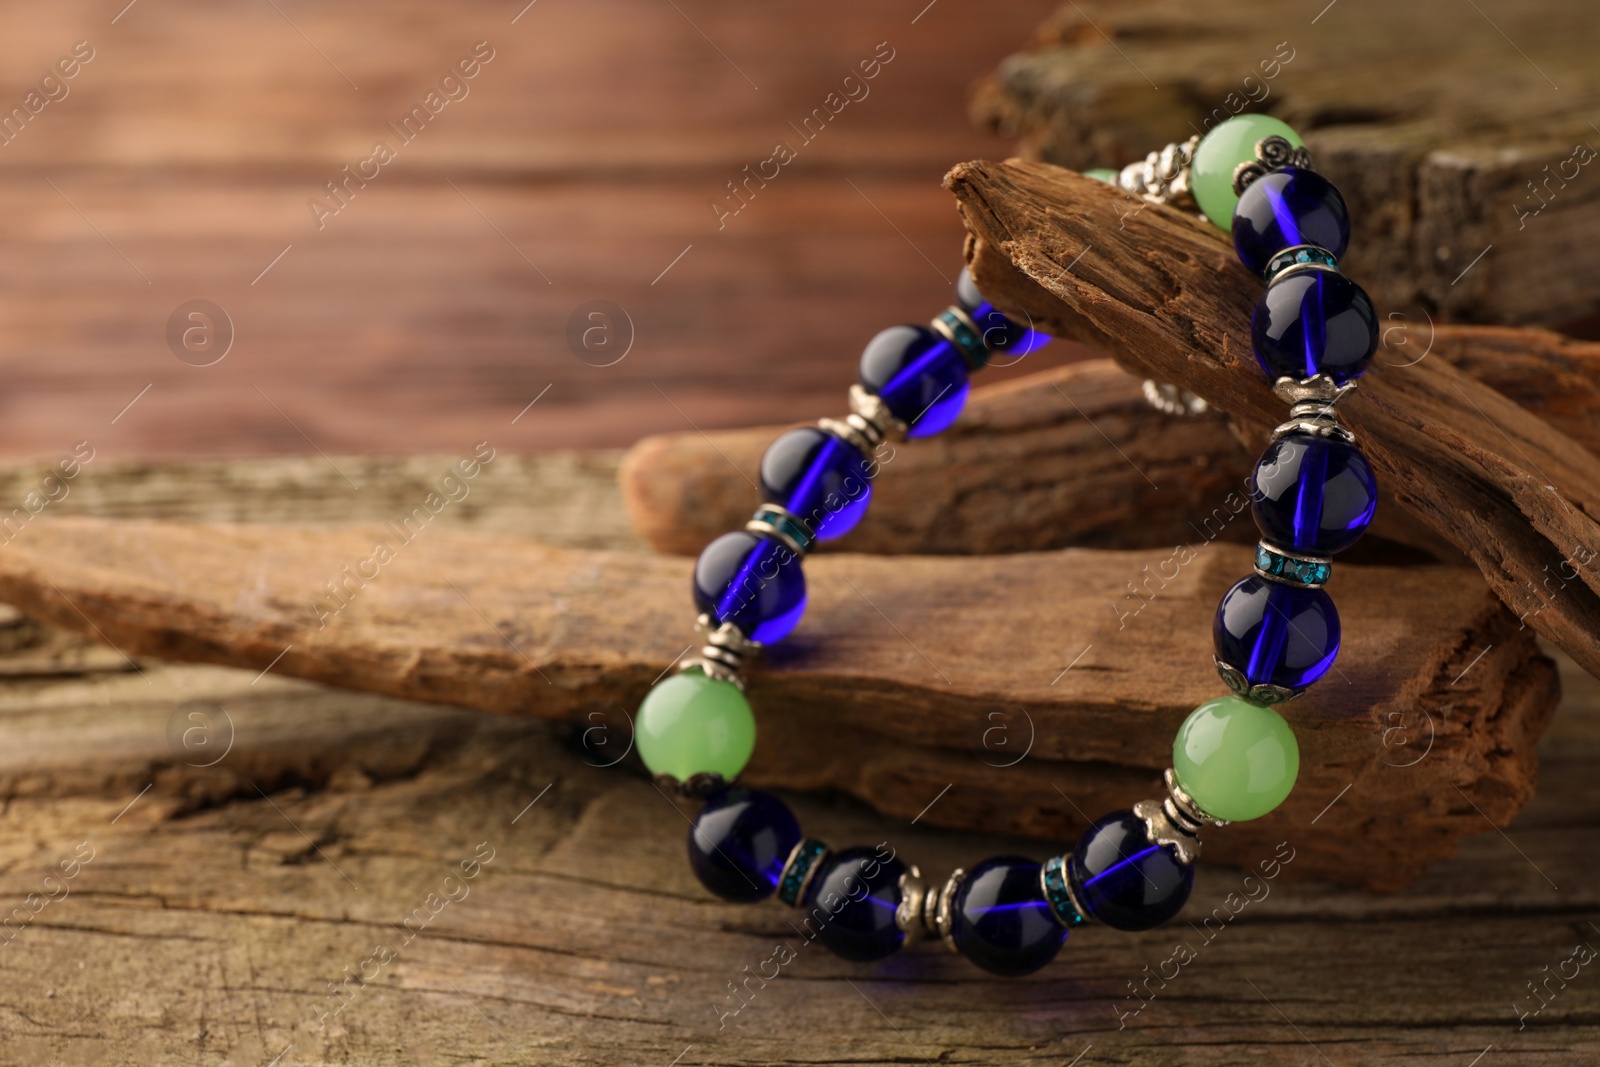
[
  {"xmin": 945, "ymin": 157, "xmax": 1600, "ymax": 678},
  {"xmin": 0, "ymin": 514, "xmax": 1557, "ymax": 889}
]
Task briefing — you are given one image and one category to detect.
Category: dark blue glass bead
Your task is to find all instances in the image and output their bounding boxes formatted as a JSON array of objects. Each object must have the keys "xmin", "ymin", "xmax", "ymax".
[
  {"xmin": 1232, "ymin": 168, "xmax": 1350, "ymax": 275},
  {"xmin": 1253, "ymin": 433, "xmax": 1378, "ymax": 555},
  {"xmin": 1067, "ymin": 811, "xmax": 1193, "ymax": 931},
  {"xmin": 692, "ymin": 530, "xmax": 806, "ymax": 644},
  {"xmin": 950, "ymin": 856, "xmax": 1067, "ymax": 977},
  {"xmin": 1251, "ymin": 271, "xmax": 1378, "ymax": 383},
  {"xmin": 955, "ymin": 269, "xmax": 1051, "ymax": 357},
  {"xmin": 688, "ymin": 787, "xmax": 801, "ymax": 903},
  {"xmin": 758, "ymin": 427, "xmax": 873, "ymax": 542},
  {"xmin": 858, "ymin": 325, "xmax": 970, "ymax": 438},
  {"xmin": 1214, "ymin": 574, "xmax": 1341, "ymax": 690},
  {"xmin": 802, "ymin": 846, "xmax": 907, "ymax": 962}
]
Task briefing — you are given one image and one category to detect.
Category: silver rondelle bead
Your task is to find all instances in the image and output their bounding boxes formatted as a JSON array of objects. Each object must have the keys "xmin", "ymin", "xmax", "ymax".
[
  {"xmin": 1163, "ymin": 767, "xmax": 1227, "ymax": 834},
  {"xmin": 895, "ymin": 866, "xmax": 929, "ymax": 944},
  {"xmin": 934, "ymin": 868, "xmax": 965, "ymax": 954}
]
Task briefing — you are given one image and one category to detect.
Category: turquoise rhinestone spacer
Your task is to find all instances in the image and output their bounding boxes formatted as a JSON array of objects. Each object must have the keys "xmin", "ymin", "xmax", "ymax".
[
  {"xmin": 1255, "ymin": 542, "xmax": 1332, "ymax": 588},
  {"xmin": 933, "ymin": 307, "xmax": 990, "ymax": 369},
  {"xmin": 750, "ymin": 504, "xmax": 815, "ymax": 554},
  {"xmin": 1040, "ymin": 854, "xmax": 1087, "ymax": 928},
  {"xmin": 777, "ymin": 838, "xmax": 829, "ymax": 906},
  {"xmin": 1263, "ymin": 244, "xmax": 1341, "ymax": 285}
]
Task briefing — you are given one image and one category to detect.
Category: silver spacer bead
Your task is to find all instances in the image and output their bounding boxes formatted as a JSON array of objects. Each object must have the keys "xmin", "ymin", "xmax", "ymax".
[
  {"xmin": 1133, "ymin": 797, "xmax": 1201, "ymax": 866},
  {"xmin": 677, "ymin": 614, "xmax": 762, "ymax": 690},
  {"xmin": 695, "ymin": 613, "xmax": 761, "ymax": 657},
  {"xmin": 1215, "ymin": 657, "xmax": 1302, "ymax": 705},
  {"xmin": 1271, "ymin": 416, "xmax": 1357, "ymax": 446},
  {"xmin": 653, "ymin": 771, "xmax": 728, "ymax": 798},
  {"xmin": 816, "ymin": 416, "xmax": 876, "ymax": 458},
  {"xmin": 1269, "ymin": 376, "xmax": 1358, "ymax": 445},
  {"xmin": 934, "ymin": 867, "xmax": 965, "ymax": 953},
  {"xmin": 1116, "ymin": 135, "xmax": 1200, "ymax": 207},
  {"xmin": 848, "ymin": 384, "xmax": 907, "ymax": 441},
  {"xmin": 1141, "ymin": 379, "xmax": 1211, "ymax": 417},
  {"xmin": 1273, "ymin": 374, "xmax": 1358, "ymax": 408},
  {"xmin": 1163, "ymin": 767, "xmax": 1228, "ymax": 833},
  {"xmin": 1232, "ymin": 135, "xmax": 1315, "ymax": 196},
  {"xmin": 895, "ymin": 865, "xmax": 931, "ymax": 943}
]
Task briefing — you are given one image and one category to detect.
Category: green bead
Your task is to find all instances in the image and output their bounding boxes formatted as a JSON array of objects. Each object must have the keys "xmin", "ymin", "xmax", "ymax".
[
  {"xmin": 636, "ymin": 669, "xmax": 756, "ymax": 782},
  {"xmin": 1084, "ymin": 168, "xmax": 1119, "ymax": 184},
  {"xmin": 1190, "ymin": 114, "xmax": 1305, "ymax": 232},
  {"xmin": 1172, "ymin": 695, "xmax": 1299, "ymax": 822}
]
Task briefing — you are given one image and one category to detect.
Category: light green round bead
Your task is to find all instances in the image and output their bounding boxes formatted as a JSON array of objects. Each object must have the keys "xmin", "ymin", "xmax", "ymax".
[
  {"xmin": 1190, "ymin": 114, "xmax": 1305, "ymax": 232},
  {"xmin": 1172, "ymin": 695, "xmax": 1299, "ymax": 822},
  {"xmin": 636, "ymin": 669, "xmax": 756, "ymax": 782},
  {"xmin": 1084, "ymin": 168, "xmax": 1119, "ymax": 184}
]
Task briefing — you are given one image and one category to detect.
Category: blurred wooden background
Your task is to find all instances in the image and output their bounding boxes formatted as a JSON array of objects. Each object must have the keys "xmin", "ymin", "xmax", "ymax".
[{"xmin": 0, "ymin": 0, "xmax": 1077, "ymax": 461}]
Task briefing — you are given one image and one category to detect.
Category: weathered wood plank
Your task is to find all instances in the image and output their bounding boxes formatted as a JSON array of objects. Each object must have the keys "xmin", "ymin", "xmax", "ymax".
[
  {"xmin": 0, "ymin": 0, "xmax": 1080, "ymax": 461},
  {"xmin": 0, "ymin": 514, "xmax": 1557, "ymax": 890},
  {"xmin": 0, "ymin": 631, "xmax": 1588, "ymax": 1064},
  {"xmin": 620, "ymin": 329, "xmax": 1600, "ymax": 560}
]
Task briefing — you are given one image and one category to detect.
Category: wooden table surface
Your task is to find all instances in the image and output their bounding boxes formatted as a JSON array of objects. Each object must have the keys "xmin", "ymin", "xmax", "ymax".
[
  {"xmin": 0, "ymin": 0, "xmax": 1080, "ymax": 462},
  {"xmin": 0, "ymin": 452, "xmax": 1591, "ymax": 1065}
]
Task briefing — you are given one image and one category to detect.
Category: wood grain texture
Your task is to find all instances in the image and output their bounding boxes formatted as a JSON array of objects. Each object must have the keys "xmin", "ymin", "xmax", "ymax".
[
  {"xmin": 0, "ymin": 0, "xmax": 1083, "ymax": 462},
  {"xmin": 0, "ymin": 513, "xmax": 1555, "ymax": 890},
  {"xmin": 970, "ymin": 0, "xmax": 1600, "ymax": 327},
  {"xmin": 619, "ymin": 327, "xmax": 1600, "ymax": 560},
  {"xmin": 0, "ymin": 586, "xmax": 1589, "ymax": 1064},
  {"xmin": 945, "ymin": 158, "xmax": 1600, "ymax": 681}
]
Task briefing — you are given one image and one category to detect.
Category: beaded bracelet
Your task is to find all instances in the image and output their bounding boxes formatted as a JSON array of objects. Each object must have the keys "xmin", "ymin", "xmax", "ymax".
[{"xmin": 632, "ymin": 112, "xmax": 1379, "ymax": 976}]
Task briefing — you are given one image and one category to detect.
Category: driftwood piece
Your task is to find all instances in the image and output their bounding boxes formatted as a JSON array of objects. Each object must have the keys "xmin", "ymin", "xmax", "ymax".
[
  {"xmin": 0, "ymin": 515, "xmax": 1556, "ymax": 890},
  {"xmin": 944, "ymin": 159, "xmax": 1600, "ymax": 681},
  {"xmin": 0, "ymin": 456, "xmax": 1590, "ymax": 1063},
  {"xmin": 969, "ymin": 0, "xmax": 1600, "ymax": 328},
  {"xmin": 620, "ymin": 328, "xmax": 1600, "ymax": 560},
  {"xmin": 0, "ymin": 630, "xmax": 1592, "ymax": 1065}
]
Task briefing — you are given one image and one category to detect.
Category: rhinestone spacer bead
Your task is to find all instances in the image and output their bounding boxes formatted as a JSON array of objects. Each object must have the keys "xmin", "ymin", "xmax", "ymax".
[
  {"xmin": 776, "ymin": 838, "xmax": 829, "ymax": 907},
  {"xmin": 1039, "ymin": 853, "xmax": 1089, "ymax": 928},
  {"xmin": 745, "ymin": 503, "xmax": 814, "ymax": 556},
  {"xmin": 1255, "ymin": 541, "xmax": 1333, "ymax": 588},
  {"xmin": 930, "ymin": 306, "xmax": 990, "ymax": 370},
  {"xmin": 1263, "ymin": 244, "xmax": 1341, "ymax": 285}
]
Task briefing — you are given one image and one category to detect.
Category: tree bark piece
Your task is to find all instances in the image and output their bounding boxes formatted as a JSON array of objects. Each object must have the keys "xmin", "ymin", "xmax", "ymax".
[
  {"xmin": 945, "ymin": 158, "xmax": 1600, "ymax": 680},
  {"xmin": 969, "ymin": 0, "xmax": 1600, "ymax": 327},
  {"xmin": 620, "ymin": 329, "xmax": 1600, "ymax": 560},
  {"xmin": 0, "ymin": 515, "xmax": 1556, "ymax": 890}
]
